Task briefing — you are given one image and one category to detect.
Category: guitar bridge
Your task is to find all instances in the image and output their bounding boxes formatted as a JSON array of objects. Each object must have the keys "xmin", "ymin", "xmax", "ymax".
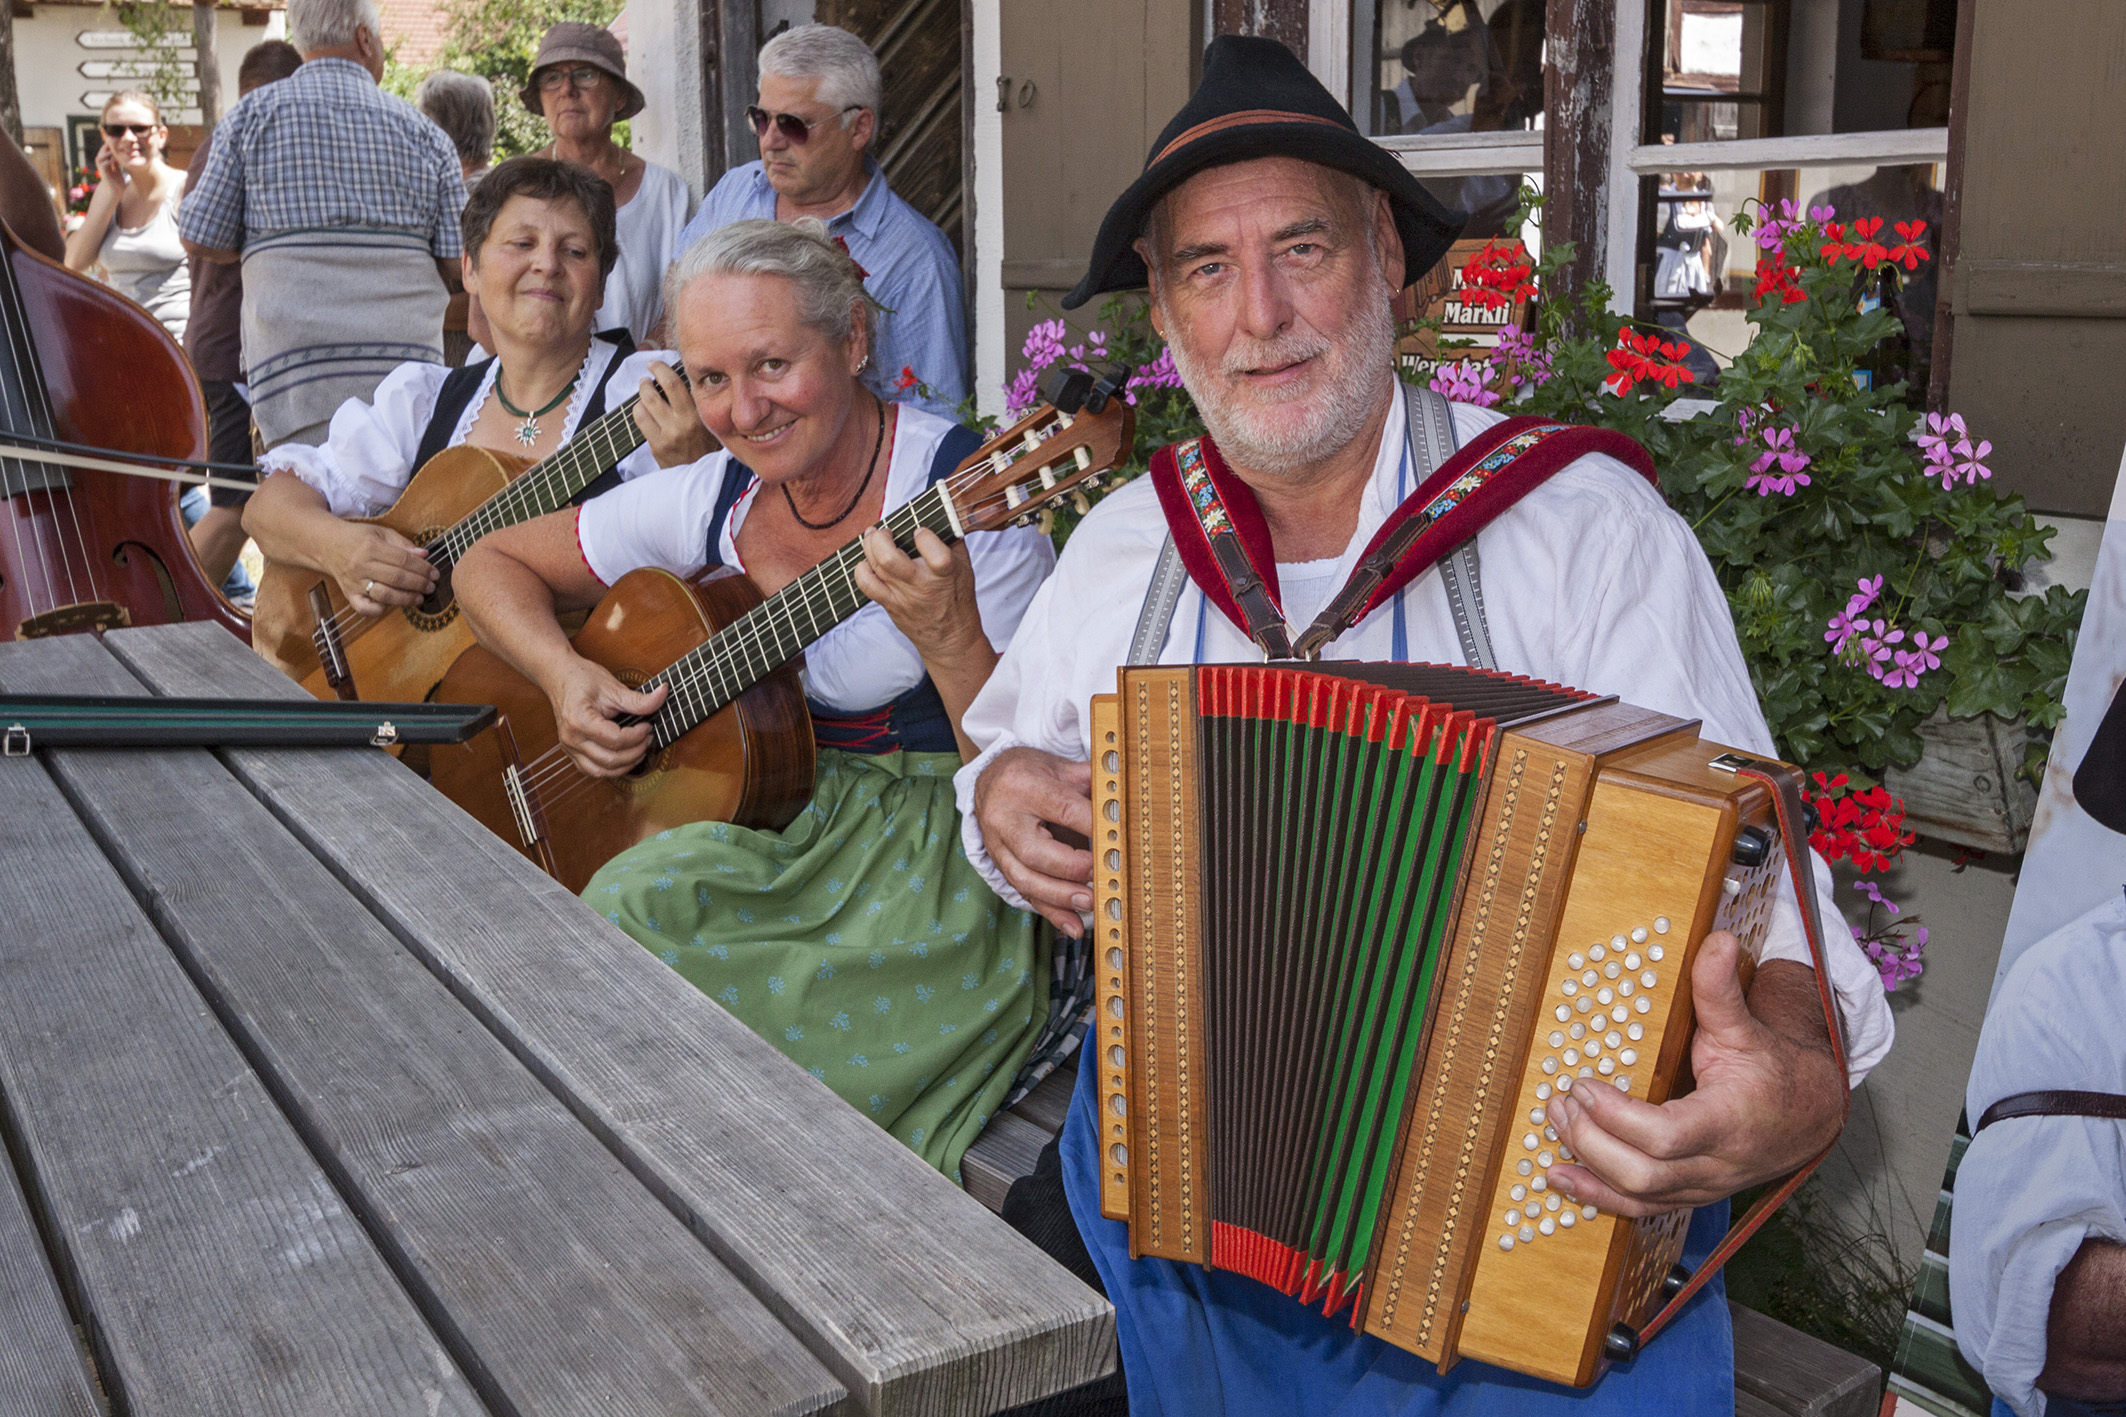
[
  {"xmin": 503, "ymin": 762, "xmax": 542, "ymax": 849},
  {"xmin": 308, "ymin": 584, "xmax": 356, "ymax": 701}
]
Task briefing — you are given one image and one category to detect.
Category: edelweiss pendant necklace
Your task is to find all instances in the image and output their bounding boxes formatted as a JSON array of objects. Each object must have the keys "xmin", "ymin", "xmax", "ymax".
[{"xmin": 494, "ymin": 370, "xmax": 579, "ymax": 447}]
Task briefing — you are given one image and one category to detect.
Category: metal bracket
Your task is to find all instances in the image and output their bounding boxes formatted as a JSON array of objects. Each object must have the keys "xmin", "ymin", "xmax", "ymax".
[
  {"xmin": 369, "ymin": 721, "xmax": 399, "ymax": 748},
  {"xmin": 2, "ymin": 724, "xmax": 27, "ymax": 756}
]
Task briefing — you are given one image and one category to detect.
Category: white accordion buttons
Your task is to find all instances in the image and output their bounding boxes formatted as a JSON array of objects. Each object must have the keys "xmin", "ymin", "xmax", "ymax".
[{"xmin": 1653, "ymin": 916, "xmax": 1671, "ymax": 934}]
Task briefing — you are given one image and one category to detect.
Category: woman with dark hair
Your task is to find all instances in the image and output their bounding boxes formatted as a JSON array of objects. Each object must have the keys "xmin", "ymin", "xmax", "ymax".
[{"xmin": 243, "ymin": 155, "xmax": 709, "ymax": 622}]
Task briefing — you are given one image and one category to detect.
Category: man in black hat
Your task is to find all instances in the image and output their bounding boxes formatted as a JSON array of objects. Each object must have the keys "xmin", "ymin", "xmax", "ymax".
[{"xmin": 953, "ymin": 36, "xmax": 1891, "ymax": 1413}]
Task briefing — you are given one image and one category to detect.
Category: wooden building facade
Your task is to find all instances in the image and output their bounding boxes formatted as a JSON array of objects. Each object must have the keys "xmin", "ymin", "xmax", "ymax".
[{"xmin": 632, "ymin": 0, "xmax": 2125, "ymax": 515}]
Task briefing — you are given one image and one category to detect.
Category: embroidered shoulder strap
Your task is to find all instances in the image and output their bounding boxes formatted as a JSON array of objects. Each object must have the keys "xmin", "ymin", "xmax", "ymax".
[
  {"xmin": 1290, "ymin": 416, "xmax": 1659, "ymax": 658},
  {"xmin": 1150, "ymin": 409, "xmax": 1660, "ymax": 660},
  {"xmin": 1151, "ymin": 436, "xmax": 1296, "ymax": 658}
]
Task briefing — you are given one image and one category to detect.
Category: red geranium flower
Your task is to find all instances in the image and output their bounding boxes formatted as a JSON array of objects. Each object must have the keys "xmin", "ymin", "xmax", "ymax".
[
  {"xmin": 1805, "ymin": 770, "xmax": 1915, "ymax": 873},
  {"xmin": 1458, "ymin": 239, "xmax": 1537, "ymax": 311},
  {"xmin": 896, "ymin": 365, "xmax": 919, "ymax": 391},
  {"xmin": 1603, "ymin": 328, "xmax": 1695, "ymax": 395},
  {"xmin": 1886, "ymin": 219, "xmax": 1931, "ymax": 271}
]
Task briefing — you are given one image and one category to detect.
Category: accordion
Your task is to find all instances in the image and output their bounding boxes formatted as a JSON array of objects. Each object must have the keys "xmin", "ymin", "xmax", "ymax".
[{"xmin": 1087, "ymin": 661, "xmax": 1799, "ymax": 1387}]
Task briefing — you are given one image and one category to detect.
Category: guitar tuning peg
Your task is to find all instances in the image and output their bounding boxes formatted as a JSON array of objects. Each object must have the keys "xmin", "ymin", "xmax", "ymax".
[
  {"xmin": 1085, "ymin": 363, "xmax": 1131, "ymax": 414},
  {"xmin": 1041, "ymin": 366, "xmax": 1093, "ymax": 414}
]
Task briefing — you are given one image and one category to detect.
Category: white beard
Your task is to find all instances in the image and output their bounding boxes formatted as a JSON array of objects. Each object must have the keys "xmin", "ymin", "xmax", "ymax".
[{"xmin": 1166, "ymin": 286, "xmax": 1399, "ymax": 479}]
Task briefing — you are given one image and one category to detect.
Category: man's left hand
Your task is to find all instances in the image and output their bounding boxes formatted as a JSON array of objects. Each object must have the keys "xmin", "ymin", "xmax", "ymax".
[{"xmin": 1545, "ymin": 932, "xmax": 1846, "ymax": 1218}]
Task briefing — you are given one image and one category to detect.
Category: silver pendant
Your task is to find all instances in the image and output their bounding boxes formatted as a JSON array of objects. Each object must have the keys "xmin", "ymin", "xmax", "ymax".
[{"xmin": 514, "ymin": 416, "xmax": 540, "ymax": 447}]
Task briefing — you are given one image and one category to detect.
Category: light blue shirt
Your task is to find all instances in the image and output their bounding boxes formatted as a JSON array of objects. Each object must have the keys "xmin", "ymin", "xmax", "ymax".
[{"xmin": 671, "ymin": 159, "xmax": 969, "ymax": 419}]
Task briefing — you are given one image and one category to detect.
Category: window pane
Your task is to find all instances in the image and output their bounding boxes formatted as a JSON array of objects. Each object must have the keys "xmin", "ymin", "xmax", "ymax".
[
  {"xmin": 1646, "ymin": 162, "xmax": 1944, "ymax": 396},
  {"xmin": 1653, "ymin": 0, "xmax": 1958, "ymax": 143},
  {"xmin": 1353, "ymin": 0, "xmax": 1547, "ymax": 140}
]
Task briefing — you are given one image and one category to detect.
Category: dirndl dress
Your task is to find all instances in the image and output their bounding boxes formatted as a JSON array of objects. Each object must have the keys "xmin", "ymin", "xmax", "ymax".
[{"xmin": 585, "ymin": 680, "xmax": 1048, "ymax": 1181}]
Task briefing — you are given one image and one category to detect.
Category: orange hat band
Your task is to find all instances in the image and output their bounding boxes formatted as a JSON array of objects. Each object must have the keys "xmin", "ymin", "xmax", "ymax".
[{"xmin": 1148, "ymin": 109, "xmax": 1346, "ymax": 167}]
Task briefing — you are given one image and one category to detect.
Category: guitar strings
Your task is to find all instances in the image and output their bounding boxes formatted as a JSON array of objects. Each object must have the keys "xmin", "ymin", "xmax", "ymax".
[
  {"xmin": 310, "ymin": 396, "xmax": 652, "ymax": 647},
  {"xmin": 510, "ymin": 478, "xmax": 976, "ymax": 809},
  {"xmin": 510, "ymin": 484, "xmax": 960, "ymax": 805}
]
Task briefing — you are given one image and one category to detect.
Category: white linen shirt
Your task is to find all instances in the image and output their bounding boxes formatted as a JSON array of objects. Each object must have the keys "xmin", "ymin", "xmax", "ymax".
[
  {"xmin": 954, "ymin": 394, "xmax": 1894, "ymax": 1085},
  {"xmin": 574, "ymin": 404, "xmax": 1057, "ymax": 715},
  {"xmin": 262, "ymin": 338, "xmax": 669, "ymax": 517},
  {"xmin": 596, "ymin": 163, "xmax": 693, "ymax": 345},
  {"xmin": 1951, "ymin": 892, "xmax": 2126, "ymax": 1417}
]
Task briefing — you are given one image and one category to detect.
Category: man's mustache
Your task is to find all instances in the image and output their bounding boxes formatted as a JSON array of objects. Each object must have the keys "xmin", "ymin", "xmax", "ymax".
[{"xmin": 1221, "ymin": 332, "xmax": 1329, "ymax": 380}]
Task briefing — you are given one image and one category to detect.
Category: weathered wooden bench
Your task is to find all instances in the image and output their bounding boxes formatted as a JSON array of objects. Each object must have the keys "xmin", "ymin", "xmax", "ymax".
[
  {"xmin": 0, "ymin": 622, "xmax": 1112, "ymax": 1417},
  {"xmin": 964, "ymin": 1064, "xmax": 1882, "ymax": 1415}
]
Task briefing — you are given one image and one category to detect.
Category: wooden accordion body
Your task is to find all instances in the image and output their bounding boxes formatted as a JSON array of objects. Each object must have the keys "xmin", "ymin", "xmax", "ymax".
[{"xmin": 1087, "ymin": 661, "xmax": 1794, "ymax": 1388}]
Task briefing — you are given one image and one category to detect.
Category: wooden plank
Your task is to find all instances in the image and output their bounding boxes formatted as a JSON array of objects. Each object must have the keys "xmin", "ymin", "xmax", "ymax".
[
  {"xmin": 108, "ymin": 622, "xmax": 1116, "ymax": 1417},
  {"xmin": 0, "ymin": 1142, "xmax": 102, "ymax": 1416},
  {"xmin": 1625, "ymin": 127, "xmax": 1952, "ymax": 173},
  {"xmin": 1730, "ymin": 1302, "xmax": 1882, "ymax": 1417},
  {"xmin": 960, "ymin": 1111, "xmax": 1051, "ymax": 1216},
  {"xmin": 0, "ymin": 663, "xmax": 484, "ymax": 1415},
  {"xmin": 0, "ymin": 633, "xmax": 846, "ymax": 1417},
  {"xmin": 1953, "ymin": 258, "xmax": 2126, "ymax": 320},
  {"xmin": 961, "ymin": 1064, "xmax": 1078, "ymax": 1215}
]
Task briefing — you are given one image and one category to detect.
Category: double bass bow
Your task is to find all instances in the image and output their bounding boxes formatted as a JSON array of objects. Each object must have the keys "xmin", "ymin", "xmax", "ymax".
[{"xmin": 0, "ymin": 151, "xmax": 249, "ymax": 644}]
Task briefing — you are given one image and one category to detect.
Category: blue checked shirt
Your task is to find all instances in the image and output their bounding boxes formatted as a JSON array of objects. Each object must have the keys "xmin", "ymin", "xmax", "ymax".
[
  {"xmin": 179, "ymin": 58, "xmax": 466, "ymax": 255},
  {"xmin": 672, "ymin": 160, "xmax": 968, "ymax": 418}
]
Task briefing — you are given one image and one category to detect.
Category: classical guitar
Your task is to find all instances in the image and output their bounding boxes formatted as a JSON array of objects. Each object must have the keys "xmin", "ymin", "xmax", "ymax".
[
  {"xmin": 428, "ymin": 369, "xmax": 1136, "ymax": 892},
  {"xmin": 252, "ymin": 372, "xmax": 692, "ymax": 702}
]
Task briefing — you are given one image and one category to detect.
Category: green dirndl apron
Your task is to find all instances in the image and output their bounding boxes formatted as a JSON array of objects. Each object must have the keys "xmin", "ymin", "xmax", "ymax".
[{"xmin": 583, "ymin": 747, "xmax": 1047, "ymax": 1181}]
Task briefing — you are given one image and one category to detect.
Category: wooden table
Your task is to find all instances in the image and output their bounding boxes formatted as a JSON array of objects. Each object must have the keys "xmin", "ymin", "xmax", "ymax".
[{"xmin": 0, "ymin": 623, "xmax": 1113, "ymax": 1417}]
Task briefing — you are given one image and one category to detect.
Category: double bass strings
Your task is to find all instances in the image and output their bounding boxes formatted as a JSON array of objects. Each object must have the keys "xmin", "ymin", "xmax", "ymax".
[{"xmin": 0, "ymin": 240, "xmax": 100, "ymax": 618}]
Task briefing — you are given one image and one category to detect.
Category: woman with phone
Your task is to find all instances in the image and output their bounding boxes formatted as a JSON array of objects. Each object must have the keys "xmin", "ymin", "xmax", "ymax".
[{"xmin": 64, "ymin": 90, "xmax": 191, "ymax": 341}]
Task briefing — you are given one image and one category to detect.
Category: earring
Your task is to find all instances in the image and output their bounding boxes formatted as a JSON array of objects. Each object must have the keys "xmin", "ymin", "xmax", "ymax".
[{"xmin": 856, "ymin": 353, "xmax": 871, "ymax": 374}]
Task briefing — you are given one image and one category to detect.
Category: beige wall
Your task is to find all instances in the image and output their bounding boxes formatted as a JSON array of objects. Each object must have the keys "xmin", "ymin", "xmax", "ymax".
[
  {"xmin": 1946, "ymin": 0, "xmax": 2126, "ymax": 517},
  {"xmin": 993, "ymin": 0, "xmax": 1194, "ymax": 381}
]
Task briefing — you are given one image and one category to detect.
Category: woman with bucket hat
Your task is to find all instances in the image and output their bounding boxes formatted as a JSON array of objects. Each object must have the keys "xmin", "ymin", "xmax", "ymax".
[{"xmin": 523, "ymin": 21, "xmax": 692, "ymax": 345}]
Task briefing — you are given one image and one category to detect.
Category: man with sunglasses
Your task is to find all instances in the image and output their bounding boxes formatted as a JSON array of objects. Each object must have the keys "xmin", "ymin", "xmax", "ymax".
[{"xmin": 668, "ymin": 22, "xmax": 968, "ymax": 420}]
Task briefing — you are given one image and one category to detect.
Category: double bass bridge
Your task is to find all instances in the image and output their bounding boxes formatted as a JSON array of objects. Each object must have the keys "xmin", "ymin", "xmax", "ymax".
[{"xmin": 18, "ymin": 601, "xmax": 128, "ymax": 639}]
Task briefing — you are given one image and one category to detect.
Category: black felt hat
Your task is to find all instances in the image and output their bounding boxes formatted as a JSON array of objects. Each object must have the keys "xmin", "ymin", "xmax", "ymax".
[{"xmin": 1062, "ymin": 35, "xmax": 1467, "ymax": 310}]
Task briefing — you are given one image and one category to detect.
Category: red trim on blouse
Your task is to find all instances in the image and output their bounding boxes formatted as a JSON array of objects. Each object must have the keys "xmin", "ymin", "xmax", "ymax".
[{"xmin": 573, "ymin": 507, "xmax": 607, "ymax": 587}]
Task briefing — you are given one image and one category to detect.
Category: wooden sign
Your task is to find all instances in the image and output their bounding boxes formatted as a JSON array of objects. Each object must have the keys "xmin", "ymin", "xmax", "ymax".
[{"xmin": 1395, "ymin": 237, "xmax": 1533, "ymax": 370}]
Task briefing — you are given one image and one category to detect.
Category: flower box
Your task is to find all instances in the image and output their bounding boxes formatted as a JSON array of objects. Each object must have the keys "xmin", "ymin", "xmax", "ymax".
[{"xmin": 1879, "ymin": 708, "xmax": 2037, "ymax": 855}]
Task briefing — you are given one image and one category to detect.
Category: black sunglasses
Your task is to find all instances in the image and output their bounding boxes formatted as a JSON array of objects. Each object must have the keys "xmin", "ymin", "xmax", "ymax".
[
  {"xmin": 745, "ymin": 104, "xmax": 862, "ymax": 144},
  {"xmin": 102, "ymin": 122, "xmax": 156, "ymax": 138}
]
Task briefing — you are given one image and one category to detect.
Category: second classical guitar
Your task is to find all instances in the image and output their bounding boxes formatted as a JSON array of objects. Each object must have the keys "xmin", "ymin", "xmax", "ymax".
[
  {"xmin": 429, "ymin": 369, "xmax": 1136, "ymax": 891},
  {"xmin": 252, "ymin": 376, "xmax": 686, "ymax": 703}
]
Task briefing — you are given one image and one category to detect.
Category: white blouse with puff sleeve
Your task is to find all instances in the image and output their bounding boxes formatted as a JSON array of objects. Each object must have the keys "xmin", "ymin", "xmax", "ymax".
[{"xmin": 261, "ymin": 337, "xmax": 672, "ymax": 517}]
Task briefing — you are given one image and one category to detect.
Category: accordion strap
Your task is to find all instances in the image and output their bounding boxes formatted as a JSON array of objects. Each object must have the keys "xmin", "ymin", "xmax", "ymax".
[
  {"xmin": 1975, "ymin": 1090, "xmax": 2126, "ymax": 1133},
  {"xmin": 1629, "ymin": 758, "xmax": 1852, "ymax": 1355},
  {"xmin": 1149, "ymin": 405, "xmax": 1659, "ymax": 661}
]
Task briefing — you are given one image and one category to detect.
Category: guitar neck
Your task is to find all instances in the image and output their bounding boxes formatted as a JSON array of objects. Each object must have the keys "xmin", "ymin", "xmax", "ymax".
[
  {"xmin": 641, "ymin": 482, "xmax": 963, "ymax": 749},
  {"xmin": 428, "ymin": 395, "xmax": 649, "ymax": 565}
]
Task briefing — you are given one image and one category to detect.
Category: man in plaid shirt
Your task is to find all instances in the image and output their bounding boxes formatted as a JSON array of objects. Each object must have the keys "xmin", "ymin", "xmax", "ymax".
[{"xmin": 181, "ymin": 0, "xmax": 466, "ymax": 449}]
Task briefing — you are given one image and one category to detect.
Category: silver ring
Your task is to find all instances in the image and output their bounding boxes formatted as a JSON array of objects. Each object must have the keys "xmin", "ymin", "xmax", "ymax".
[{"xmin": 362, "ymin": 579, "xmax": 374, "ymax": 597}]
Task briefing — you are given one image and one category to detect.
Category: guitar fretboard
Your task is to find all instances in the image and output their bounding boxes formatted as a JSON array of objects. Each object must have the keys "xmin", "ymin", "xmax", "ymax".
[
  {"xmin": 428, "ymin": 394, "xmax": 650, "ymax": 565},
  {"xmin": 639, "ymin": 482, "xmax": 963, "ymax": 749}
]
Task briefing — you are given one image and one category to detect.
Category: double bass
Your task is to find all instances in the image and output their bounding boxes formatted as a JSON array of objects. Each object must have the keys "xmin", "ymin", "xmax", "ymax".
[{"xmin": 0, "ymin": 141, "xmax": 248, "ymax": 643}]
